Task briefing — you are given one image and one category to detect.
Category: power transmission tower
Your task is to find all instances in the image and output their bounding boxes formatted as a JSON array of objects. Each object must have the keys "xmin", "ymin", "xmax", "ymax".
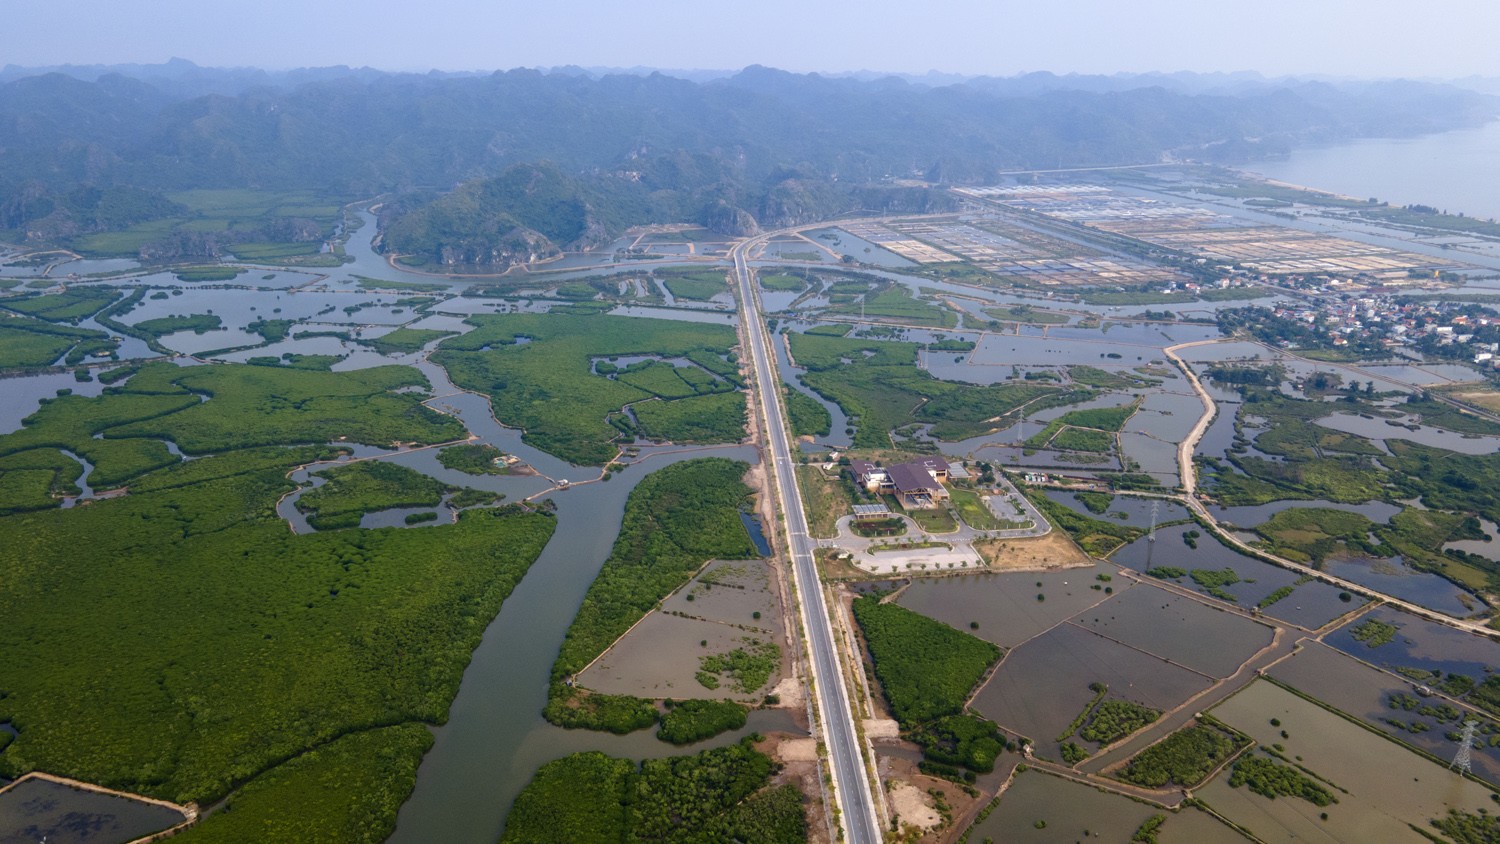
[{"xmin": 1452, "ymin": 720, "xmax": 1479, "ymax": 775}]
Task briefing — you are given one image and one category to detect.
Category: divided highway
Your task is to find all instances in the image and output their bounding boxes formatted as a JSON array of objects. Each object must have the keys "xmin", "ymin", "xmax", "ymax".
[{"xmin": 730, "ymin": 238, "xmax": 882, "ymax": 844}]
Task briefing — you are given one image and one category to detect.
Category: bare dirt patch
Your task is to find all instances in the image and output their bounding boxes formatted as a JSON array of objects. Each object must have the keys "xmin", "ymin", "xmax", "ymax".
[
  {"xmin": 889, "ymin": 781, "xmax": 942, "ymax": 831},
  {"xmin": 976, "ymin": 529, "xmax": 1090, "ymax": 570},
  {"xmin": 863, "ymin": 718, "xmax": 900, "ymax": 739}
]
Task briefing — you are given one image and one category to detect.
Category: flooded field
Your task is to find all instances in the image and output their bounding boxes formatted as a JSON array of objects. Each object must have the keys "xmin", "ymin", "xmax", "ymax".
[
  {"xmin": 1071, "ymin": 585, "xmax": 1275, "ymax": 678},
  {"xmin": 966, "ymin": 769, "xmax": 1161, "ymax": 843},
  {"xmin": 1316, "ymin": 411, "xmax": 1500, "ymax": 454},
  {"xmin": 1042, "ymin": 491, "xmax": 1191, "ymax": 529},
  {"xmin": 1270, "ymin": 641, "xmax": 1500, "ymax": 786},
  {"xmin": 1206, "ymin": 680, "xmax": 1496, "ymax": 844},
  {"xmin": 972, "ymin": 622, "xmax": 1213, "ymax": 760},
  {"xmin": 579, "ymin": 559, "xmax": 785, "ymax": 701},
  {"xmin": 1325, "ymin": 605, "xmax": 1500, "ymax": 680},
  {"xmin": 1112, "ymin": 524, "xmax": 1367, "ymax": 629},
  {"xmin": 1324, "ymin": 554, "xmax": 1483, "ymax": 618},
  {"xmin": 0, "ymin": 778, "xmax": 187, "ymax": 844},
  {"xmin": 0, "ymin": 372, "xmax": 109, "ymax": 435},
  {"xmin": 895, "ymin": 562, "xmax": 1119, "ymax": 649}
]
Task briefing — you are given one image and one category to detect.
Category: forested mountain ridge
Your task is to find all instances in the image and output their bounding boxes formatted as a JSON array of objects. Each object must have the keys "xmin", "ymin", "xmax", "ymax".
[{"xmin": 1, "ymin": 63, "xmax": 1494, "ymax": 266}]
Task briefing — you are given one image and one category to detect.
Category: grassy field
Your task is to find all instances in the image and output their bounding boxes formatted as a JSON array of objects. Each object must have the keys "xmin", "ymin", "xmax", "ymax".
[
  {"xmin": 825, "ymin": 284, "xmax": 957, "ymax": 327},
  {"xmin": 950, "ymin": 489, "xmax": 1004, "ymax": 530},
  {"xmin": 69, "ymin": 189, "xmax": 347, "ymax": 259},
  {"xmin": 789, "ymin": 332, "xmax": 1090, "ymax": 448},
  {"xmin": 797, "ymin": 464, "xmax": 853, "ymax": 539},
  {"xmin": 434, "ymin": 313, "xmax": 743, "ymax": 465}
]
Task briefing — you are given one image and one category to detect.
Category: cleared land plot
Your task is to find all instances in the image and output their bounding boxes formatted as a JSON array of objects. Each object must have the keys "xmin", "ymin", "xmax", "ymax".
[
  {"xmin": 897, "ymin": 561, "xmax": 1120, "ymax": 649},
  {"xmin": 575, "ymin": 615, "xmax": 770, "ymax": 700},
  {"xmin": 1205, "ymin": 679, "xmax": 1496, "ymax": 844},
  {"xmin": 1071, "ymin": 585, "xmax": 1275, "ymax": 678},
  {"xmin": 1269, "ymin": 641, "xmax": 1500, "ymax": 787},
  {"xmin": 973, "ymin": 529, "xmax": 1091, "ymax": 571},
  {"xmin": 972, "ymin": 622, "xmax": 1213, "ymax": 760},
  {"xmin": 1112, "ymin": 524, "xmax": 1364, "ymax": 629},
  {"xmin": 965, "ymin": 768, "xmax": 1161, "ymax": 843},
  {"xmin": 576, "ymin": 560, "xmax": 783, "ymax": 702}
]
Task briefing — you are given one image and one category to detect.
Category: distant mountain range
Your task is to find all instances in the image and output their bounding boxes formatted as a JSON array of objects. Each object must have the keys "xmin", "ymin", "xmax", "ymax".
[{"xmin": 2, "ymin": 61, "xmax": 1495, "ymax": 269}]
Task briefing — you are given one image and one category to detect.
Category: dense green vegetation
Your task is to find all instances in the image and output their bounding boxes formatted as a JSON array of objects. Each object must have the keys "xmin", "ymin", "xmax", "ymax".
[
  {"xmin": 631, "ymin": 391, "xmax": 747, "ymax": 444},
  {"xmin": 85, "ymin": 361, "xmax": 462, "ymax": 455},
  {"xmin": 784, "ymin": 387, "xmax": 832, "ymax": 438},
  {"xmin": 660, "ymin": 270, "xmax": 728, "ymax": 301},
  {"xmin": 1189, "ymin": 568, "xmax": 1242, "ymax": 602},
  {"xmin": 852, "ymin": 596, "xmax": 1001, "ymax": 726},
  {"xmin": 1116, "ymin": 724, "xmax": 1238, "ymax": 788},
  {"xmin": 502, "ymin": 752, "xmax": 635, "ymax": 843},
  {"xmin": 1228, "ymin": 755, "xmax": 1337, "ymax": 806},
  {"xmin": 1350, "ymin": 618, "xmax": 1399, "ymax": 647},
  {"xmin": 1431, "ymin": 809, "xmax": 1500, "ymax": 844},
  {"xmin": 501, "ymin": 739, "xmax": 804, "ymax": 844},
  {"xmin": 547, "ymin": 459, "xmax": 755, "ymax": 732},
  {"xmin": 133, "ymin": 313, "xmax": 223, "ymax": 338},
  {"xmin": 657, "ymin": 699, "xmax": 749, "ymax": 745},
  {"xmin": 0, "ymin": 356, "xmax": 547, "ymax": 836},
  {"xmin": 437, "ymin": 443, "xmax": 510, "ymax": 475},
  {"xmin": 825, "ymin": 283, "xmax": 956, "ymax": 327},
  {"xmin": 173, "ymin": 266, "xmax": 245, "ymax": 282},
  {"xmin": 434, "ymin": 313, "xmax": 742, "ymax": 464},
  {"xmin": 0, "ymin": 443, "xmax": 555, "ymax": 808},
  {"xmin": 295, "ymin": 460, "xmax": 452, "ymax": 530},
  {"xmin": 909, "ymin": 714, "xmax": 1006, "ymax": 773},
  {"xmin": 697, "ymin": 639, "xmax": 780, "ymax": 694},
  {"xmin": 1254, "ymin": 507, "xmax": 1380, "ymax": 565},
  {"xmin": 0, "ymin": 315, "xmax": 116, "ymax": 369},
  {"xmin": 1078, "ymin": 699, "xmax": 1160, "ymax": 746},
  {"xmin": 759, "ymin": 273, "xmax": 805, "ymax": 292},
  {"xmin": 170, "ymin": 724, "xmax": 431, "ymax": 843},
  {"xmin": 4, "ymin": 288, "xmax": 121, "ymax": 323},
  {"xmin": 360, "ymin": 328, "xmax": 454, "ymax": 355},
  {"xmin": 789, "ymin": 331, "xmax": 1088, "ymax": 447}
]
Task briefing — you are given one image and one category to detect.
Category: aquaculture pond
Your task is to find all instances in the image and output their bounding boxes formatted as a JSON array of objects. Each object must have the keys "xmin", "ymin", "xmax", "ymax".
[
  {"xmin": 1270, "ymin": 641, "xmax": 1500, "ymax": 787},
  {"xmin": 1111, "ymin": 523, "xmax": 1365, "ymax": 629},
  {"xmin": 0, "ymin": 778, "xmax": 187, "ymax": 844}
]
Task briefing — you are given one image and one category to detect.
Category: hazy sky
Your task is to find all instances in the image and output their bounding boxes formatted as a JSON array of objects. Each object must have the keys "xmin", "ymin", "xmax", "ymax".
[{"xmin": 7, "ymin": 0, "xmax": 1498, "ymax": 79}]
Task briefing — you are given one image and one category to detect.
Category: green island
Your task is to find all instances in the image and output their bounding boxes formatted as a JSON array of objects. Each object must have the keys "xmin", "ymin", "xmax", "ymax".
[
  {"xmin": 697, "ymin": 639, "xmax": 781, "ymax": 694},
  {"xmin": 1115, "ymin": 723, "xmax": 1241, "ymax": 788},
  {"xmin": 359, "ymin": 327, "xmax": 455, "ymax": 355},
  {"xmin": 0, "ymin": 362, "xmax": 556, "ymax": 839},
  {"xmin": 437, "ymin": 443, "xmax": 511, "ymax": 475},
  {"xmin": 433, "ymin": 313, "xmax": 745, "ymax": 464},
  {"xmin": 295, "ymin": 460, "xmax": 453, "ymax": 530},
  {"xmin": 1228, "ymin": 755, "xmax": 1337, "ymax": 806},
  {"xmin": 546, "ymin": 458, "xmax": 756, "ymax": 733},
  {"xmin": 657, "ymin": 699, "xmax": 750, "ymax": 745},
  {"xmin": 501, "ymin": 739, "xmax": 805, "ymax": 844}
]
